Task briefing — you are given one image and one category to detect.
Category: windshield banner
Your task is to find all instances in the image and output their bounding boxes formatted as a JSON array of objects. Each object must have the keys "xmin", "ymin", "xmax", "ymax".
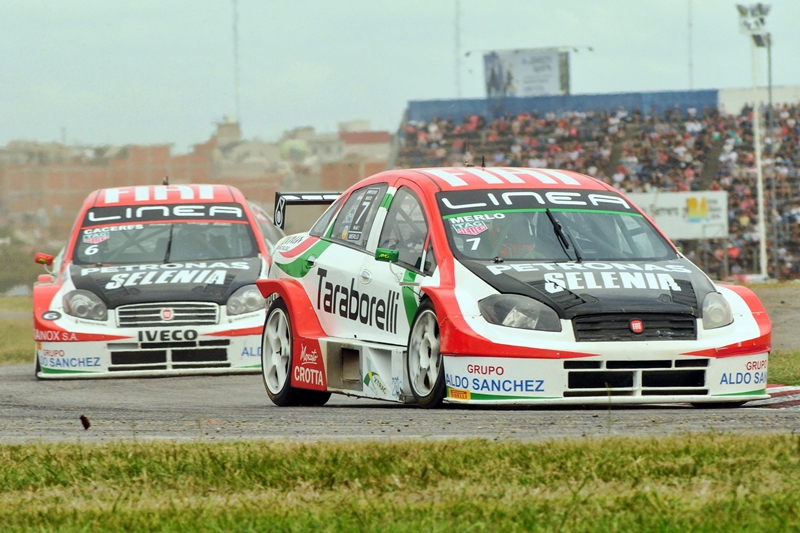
[
  {"xmin": 82, "ymin": 203, "xmax": 246, "ymax": 226},
  {"xmin": 437, "ymin": 189, "xmax": 637, "ymax": 218}
]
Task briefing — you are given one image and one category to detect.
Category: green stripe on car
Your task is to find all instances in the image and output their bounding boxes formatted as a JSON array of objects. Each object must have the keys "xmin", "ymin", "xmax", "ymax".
[
  {"xmin": 275, "ymin": 240, "xmax": 333, "ymax": 278},
  {"xmin": 401, "ymin": 270, "xmax": 418, "ymax": 327}
]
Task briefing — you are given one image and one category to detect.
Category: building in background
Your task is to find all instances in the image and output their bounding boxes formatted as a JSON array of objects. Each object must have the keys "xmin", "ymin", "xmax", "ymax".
[{"xmin": 0, "ymin": 117, "xmax": 391, "ymax": 243}]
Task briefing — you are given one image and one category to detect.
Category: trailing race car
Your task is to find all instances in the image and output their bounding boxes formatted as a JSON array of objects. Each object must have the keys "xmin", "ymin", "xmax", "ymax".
[
  {"xmin": 257, "ymin": 167, "xmax": 771, "ymax": 407},
  {"xmin": 34, "ymin": 184, "xmax": 283, "ymax": 378}
]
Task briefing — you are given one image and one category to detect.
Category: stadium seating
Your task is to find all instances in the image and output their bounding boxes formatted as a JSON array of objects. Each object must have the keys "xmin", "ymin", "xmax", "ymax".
[{"xmin": 395, "ymin": 103, "xmax": 800, "ymax": 281}]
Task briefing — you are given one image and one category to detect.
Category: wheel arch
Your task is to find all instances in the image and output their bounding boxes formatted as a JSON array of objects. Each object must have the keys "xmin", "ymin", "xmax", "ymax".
[{"xmin": 256, "ymin": 278, "xmax": 326, "ymax": 340}]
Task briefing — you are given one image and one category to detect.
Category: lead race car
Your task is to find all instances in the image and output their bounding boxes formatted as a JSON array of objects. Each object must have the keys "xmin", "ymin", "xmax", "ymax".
[
  {"xmin": 257, "ymin": 167, "xmax": 771, "ymax": 407},
  {"xmin": 34, "ymin": 184, "xmax": 283, "ymax": 378}
]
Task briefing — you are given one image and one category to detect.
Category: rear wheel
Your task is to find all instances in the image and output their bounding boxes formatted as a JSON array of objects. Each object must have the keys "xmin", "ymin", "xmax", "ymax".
[
  {"xmin": 406, "ymin": 300, "xmax": 445, "ymax": 408},
  {"xmin": 261, "ymin": 298, "xmax": 330, "ymax": 407}
]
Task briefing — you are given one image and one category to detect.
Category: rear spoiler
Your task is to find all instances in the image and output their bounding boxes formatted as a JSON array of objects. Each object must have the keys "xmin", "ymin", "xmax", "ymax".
[{"xmin": 273, "ymin": 191, "xmax": 342, "ymax": 229}]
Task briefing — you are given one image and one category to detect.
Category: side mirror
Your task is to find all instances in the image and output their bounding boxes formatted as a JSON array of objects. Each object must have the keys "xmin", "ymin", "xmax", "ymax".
[
  {"xmin": 35, "ymin": 253, "xmax": 54, "ymax": 266},
  {"xmin": 375, "ymin": 248, "xmax": 399, "ymax": 263},
  {"xmin": 38, "ymin": 274, "xmax": 54, "ymax": 283}
]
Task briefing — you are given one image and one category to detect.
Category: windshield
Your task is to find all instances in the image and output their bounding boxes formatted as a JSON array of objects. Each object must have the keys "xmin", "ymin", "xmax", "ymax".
[
  {"xmin": 437, "ymin": 189, "xmax": 676, "ymax": 262},
  {"xmin": 73, "ymin": 222, "xmax": 258, "ymax": 265}
]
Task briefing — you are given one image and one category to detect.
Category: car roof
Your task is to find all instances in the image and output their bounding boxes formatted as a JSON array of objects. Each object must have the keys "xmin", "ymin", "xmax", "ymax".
[
  {"xmin": 365, "ymin": 167, "xmax": 613, "ymax": 193},
  {"xmin": 88, "ymin": 184, "xmax": 244, "ymax": 207}
]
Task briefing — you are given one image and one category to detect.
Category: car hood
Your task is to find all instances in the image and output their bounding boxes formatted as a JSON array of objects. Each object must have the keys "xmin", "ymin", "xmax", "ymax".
[
  {"xmin": 460, "ymin": 257, "xmax": 716, "ymax": 319},
  {"xmin": 69, "ymin": 258, "xmax": 262, "ymax": 308}
]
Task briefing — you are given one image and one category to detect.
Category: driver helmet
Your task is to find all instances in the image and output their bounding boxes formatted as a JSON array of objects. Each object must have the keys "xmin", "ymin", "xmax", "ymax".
[{"xmin": 499, "ymin": 217, "xmax": 535, "ymax": 258}]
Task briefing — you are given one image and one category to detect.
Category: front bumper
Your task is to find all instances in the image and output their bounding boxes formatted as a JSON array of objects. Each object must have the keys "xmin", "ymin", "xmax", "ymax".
[
  {"xmin": 35, "ymin": 316, "xmax": 265, "ymax": 379},
  {"xmin": 443, "ymin": 352, "xmax": 769, "ymax": 405}
]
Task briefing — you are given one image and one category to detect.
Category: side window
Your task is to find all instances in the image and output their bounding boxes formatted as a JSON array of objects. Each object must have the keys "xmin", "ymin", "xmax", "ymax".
[
  {"xmin": 378, "ymin": 188, "xmax": 429, "ymax": 271},
  {"xmin": 329, "ymin": 184, "xmax": 388, "ymax": 249},
  {"xmin": 310, "ymin": 197, "xmax": 344, "ymax": 237}
]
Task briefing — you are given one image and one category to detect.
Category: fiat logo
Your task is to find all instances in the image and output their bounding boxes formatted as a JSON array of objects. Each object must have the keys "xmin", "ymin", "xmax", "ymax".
[
  {"xmin": 161, "ymin": 308, "xmax": 174, "ymax": 321},
  {"xmin": 629, "ymin": 319, "xmax": 644, "ymax": 334}
]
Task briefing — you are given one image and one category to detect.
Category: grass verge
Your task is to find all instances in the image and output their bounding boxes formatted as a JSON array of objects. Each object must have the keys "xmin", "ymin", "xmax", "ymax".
[
  {"xmin": 0, "ymin": 318, "xmax": 32, "ymax": 366},
  {"xmin": 766, "ymin": 350, "xmax": 800, "ymax": 386},
  {"xmin": 0, "ymin": 297, "xmax": 32, "ymax": 365},
  {"xmin": 1, "ymin": 434, "xmax": 799, "ymax": 532},
  {"xmin": 0, "ymin": 296, "xmax": 32, "ymax": 313}
]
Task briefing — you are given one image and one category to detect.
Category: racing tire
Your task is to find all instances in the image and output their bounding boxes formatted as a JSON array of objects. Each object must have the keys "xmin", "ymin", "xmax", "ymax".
[
  {"xmin": 690, "ymin": 401, "xmax": 747, "ymax": 409},
  {"xmin": 406, "ymin": 299, "xmax": 445, "ymax": 408},
  {"xmin": 34, "ymin": 351, "xmax": 42, "ymax": 380},
  {"xmin": 260, "ymin": 298, "xmax": 330, "ymax": 407}
]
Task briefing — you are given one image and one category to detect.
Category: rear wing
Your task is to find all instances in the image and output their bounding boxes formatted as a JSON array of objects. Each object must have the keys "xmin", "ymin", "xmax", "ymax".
[{"xmin": 273, "ymin": 191, "xmax": 342, "ymax": 230}]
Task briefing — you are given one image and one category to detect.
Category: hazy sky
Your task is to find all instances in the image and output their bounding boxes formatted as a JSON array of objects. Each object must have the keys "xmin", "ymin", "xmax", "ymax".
[{"xmin": 3, "ymin": 0, "xmax": 800, "ymax": 152}]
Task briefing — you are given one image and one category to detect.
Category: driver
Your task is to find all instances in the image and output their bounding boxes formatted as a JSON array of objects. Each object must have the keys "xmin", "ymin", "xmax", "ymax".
[
  {"xmin": 172, "ymin": 224, "xmax": 212, "ymax": 260},
  {"xmin": 499, "ymin": 217, "xmax": 536, "ymax": 259}
]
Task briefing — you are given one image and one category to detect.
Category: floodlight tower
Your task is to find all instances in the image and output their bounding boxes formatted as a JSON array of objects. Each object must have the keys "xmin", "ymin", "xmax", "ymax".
[{"xmin": 736, "ymin": 3, "xmax": 770, "ymax": 279}]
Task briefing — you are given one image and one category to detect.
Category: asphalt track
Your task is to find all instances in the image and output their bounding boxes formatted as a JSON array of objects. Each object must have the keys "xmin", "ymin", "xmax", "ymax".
[{"xmin": 2, "ymin": 363, "xmax": 800, "ymax": 444}]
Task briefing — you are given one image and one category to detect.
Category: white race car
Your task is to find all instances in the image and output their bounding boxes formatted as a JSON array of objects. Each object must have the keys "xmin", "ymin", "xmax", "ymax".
[
  {"xmin": 34, "ymin": 184, "xmax": 282, "ymax": 378},
  {"xmin": 257, "ymin": 167, "xmax": 771, "ymax": 407}
]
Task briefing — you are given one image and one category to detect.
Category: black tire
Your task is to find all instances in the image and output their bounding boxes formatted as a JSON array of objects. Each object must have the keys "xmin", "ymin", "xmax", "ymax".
[
  {"xmin": 406, "ymin": 299, "xmax": 445, "ymax": 408},
  {"xmin": 297, "ymin": 390, "xmax": 332, "ymax": 406},
  {"xmin": 34, "ymin": 351, "xmax": 42, "ymax": 380},
  {"xmin": 260, "ymin": 298, "xmax": 330, "ymax": 407},
  {"xmin": 690, "ymin": 401, "xmax": 747, "ymax": 409}
]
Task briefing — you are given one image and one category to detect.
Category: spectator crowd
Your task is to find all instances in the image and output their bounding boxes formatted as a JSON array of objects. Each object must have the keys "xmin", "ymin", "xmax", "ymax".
[{"xmin": 395, "ymin": 102, "xmax": 800, "ymax": 280}]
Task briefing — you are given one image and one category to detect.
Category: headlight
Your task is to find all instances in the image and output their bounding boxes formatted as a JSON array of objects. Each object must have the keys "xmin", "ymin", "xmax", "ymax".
[
  {"xmin": 479, "ymin": 294, "xmax": 561, "ymax": 332},
  {"xmin": 227, "ymin": 284, "xmax": 266, "ymax": 316},
  {"xmin": 63, "ymin": 290, "xmax": 108, "ymax": 321},
  {"xmin": 702, "ymin": 292, "xmax": 733, "ymax": 330}
]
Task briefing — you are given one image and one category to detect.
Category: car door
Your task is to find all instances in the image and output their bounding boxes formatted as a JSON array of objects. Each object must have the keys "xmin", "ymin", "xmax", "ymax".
[
  {"xmin": 299, "ymin": 182, "xmax": 389, "ymax": 340},
  {"xmin": 358, "ymin": 184, "xmax": 436, "ymax": 345}
]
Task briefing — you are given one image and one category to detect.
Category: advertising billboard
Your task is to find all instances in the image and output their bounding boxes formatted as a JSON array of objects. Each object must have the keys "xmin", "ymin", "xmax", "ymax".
[
  {"xmin": 483, "ymin": 48, "xmax": 568, "ymax": 98},
  {"xmin": 627, "ymin": 191, "xmax": 729, "ymax": 240}
]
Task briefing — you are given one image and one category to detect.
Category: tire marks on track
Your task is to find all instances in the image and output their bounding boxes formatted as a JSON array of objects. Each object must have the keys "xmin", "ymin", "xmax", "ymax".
[{"xmin": 748, "ymin": 385, "xmax": 800, "ymax": 410}]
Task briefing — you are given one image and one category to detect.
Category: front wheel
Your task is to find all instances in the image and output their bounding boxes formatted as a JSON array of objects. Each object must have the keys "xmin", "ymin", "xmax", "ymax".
[
  {"xmin": 406, "ymin": 300, "xmax": 445, "ymax": 408},
  {"xmin": 261, "ymin": 298, "xmax": 330, "ymax": 407},
  {"xmin": 34, "ymin": 350, "xmax": 42, "ymax": 380},
  {"xmin": 690, "ymin": 401, "xmax": 747, "ymax": 409}
]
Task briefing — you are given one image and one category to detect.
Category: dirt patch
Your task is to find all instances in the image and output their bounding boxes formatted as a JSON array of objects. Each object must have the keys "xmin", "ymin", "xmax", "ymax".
[{"xmin": 750, "ymin": 285, "xmax": 800, "ymax": 352}]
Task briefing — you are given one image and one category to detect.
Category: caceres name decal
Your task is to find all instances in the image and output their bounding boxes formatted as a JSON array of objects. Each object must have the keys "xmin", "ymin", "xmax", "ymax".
[
  {"xmin": 82, "ymin": 203, "xmax": 244, "ymax": 225},
  {"xmin": 438, "ymin": 189, "xmax": 633, "ymax": 216},
  {"xmin": 82, "ymin": 224, "xmax": 146, "ymax": 244},
  {"xmin": 316, "ymin": 268, "xmax": 400, "ymax": 333}
]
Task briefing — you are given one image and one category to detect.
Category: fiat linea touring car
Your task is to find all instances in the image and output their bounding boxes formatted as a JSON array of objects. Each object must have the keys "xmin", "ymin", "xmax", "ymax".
[
  {"xmin": 34, "ymin": 184, "xmax": 283, "ymax": 378},
  {"xmin": 257, "ymin": 167, "xmax": 771, "ymax": 407}
]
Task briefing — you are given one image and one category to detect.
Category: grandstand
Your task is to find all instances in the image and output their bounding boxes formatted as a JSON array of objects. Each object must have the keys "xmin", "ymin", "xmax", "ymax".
[{"xmin": 391, "ymin": 89, "xmax": 800, "ymax": 281}]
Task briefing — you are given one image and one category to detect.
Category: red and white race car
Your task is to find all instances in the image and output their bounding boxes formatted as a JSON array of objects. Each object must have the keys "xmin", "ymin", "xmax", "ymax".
[
  {"xmin": 34, "ymin": 184, "xmax": 283, "ymax": 378},
  {"xmin": 258, "ymin": 167, "xmax": 771, "ymax": 408}
]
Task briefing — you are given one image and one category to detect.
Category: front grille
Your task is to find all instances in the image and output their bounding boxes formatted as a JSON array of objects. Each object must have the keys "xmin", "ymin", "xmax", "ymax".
[
  {"xmin": 116, "ymin": 302, "xmax": 219, "ymax": 327},
  {"xmin": 172, "ymin": 348, "xmax": 228, "ymax": 363},
  {"xmin": 109, "ymin": 339, "xmax": 231, "ymax": 371},
  {"xmin": 562, "ymin": 358, "xmax": 708, "ymax": 397},
  {"xmin": 573, "ymin": 314, "xmax": 697, "ymax": 342}
]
